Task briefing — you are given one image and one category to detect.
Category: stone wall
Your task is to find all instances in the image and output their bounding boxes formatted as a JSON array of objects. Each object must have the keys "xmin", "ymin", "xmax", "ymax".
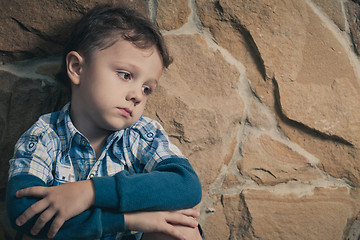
[{"xmin": 1, "ymin": 0, "xmax": 360, "ymax": 239}]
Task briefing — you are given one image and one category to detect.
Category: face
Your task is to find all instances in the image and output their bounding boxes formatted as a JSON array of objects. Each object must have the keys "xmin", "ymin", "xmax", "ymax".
[{"xmin": 69, "ymin": 39, "xmax": 163, "ymax": 135}]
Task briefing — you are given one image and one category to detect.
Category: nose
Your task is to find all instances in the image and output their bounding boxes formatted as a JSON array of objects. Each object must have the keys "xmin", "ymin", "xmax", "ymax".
[{"xmin": 126, "ymin": 85, "xmax": 144, "ymax": 105}]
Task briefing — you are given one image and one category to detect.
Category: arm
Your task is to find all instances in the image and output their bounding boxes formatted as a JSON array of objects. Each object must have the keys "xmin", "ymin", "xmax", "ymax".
[
  {"xmin": 93, "ymin": 157, "xmax": 202, "ymax": 211},
  {"xmin": 6, "ymin": 174, "xmax": 125, "ymax": 239},
  {"xmin": 8, "ymin": 175, "xmax": 200, "ymax": 240}
]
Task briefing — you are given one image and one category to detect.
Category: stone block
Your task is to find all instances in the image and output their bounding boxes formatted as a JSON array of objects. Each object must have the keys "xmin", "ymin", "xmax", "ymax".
[
  {"xmin": 0, "ymin": 0, "xmax": 149, "ymax": 63},
  {"xmin": 202, "ymin": 195, "xmax": 230, "ymax": 240},
  {"xmin": 243, "ymin": 188, "xmax": 357, "ymax": 239},
  {"xmin": 238, "ymin": 134, "xmax": 321, "ymax": 185},
  {"xmin": 346, "ymin": 1, "xmax": 360, "ymax": 55},
  {"xmin": 156, "ymin": 0, "xmax": 190, "ymax": 30},
  {"xmin": 312, "ymin": 0, "xmax": 346, "ymax": 31},
  {"xmin": 0, "ymin": 71, "xmax": 70, "ymax": 188}
]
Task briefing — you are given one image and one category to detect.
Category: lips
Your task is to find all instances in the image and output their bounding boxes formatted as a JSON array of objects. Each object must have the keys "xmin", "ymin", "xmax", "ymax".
[{"xmin": 117, "ymin": 107, "xmax": 132, "ymax": 117}]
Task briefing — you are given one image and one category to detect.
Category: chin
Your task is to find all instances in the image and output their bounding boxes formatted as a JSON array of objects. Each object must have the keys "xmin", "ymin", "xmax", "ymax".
[
  {"xmin": 109, "ymin": 122, "xmax": 134, "ymax": 131},
  {"xmin": 105, "ymin": 117, "xmax": 139, "ymax": 131}
]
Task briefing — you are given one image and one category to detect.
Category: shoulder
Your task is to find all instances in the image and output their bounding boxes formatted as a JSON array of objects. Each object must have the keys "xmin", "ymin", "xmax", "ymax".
[
  {"xmin": 126, "ymin": 116, "xmax": 186, "ymax": 171},
  {"xmin": 129, "ymin": 116, "xmax": 166, "ymax": 141},
  {"xmin": 32, "ymin": 111, "xmax": 60, "ymax": 136},
  {"xmin": 131, "ymin": 115, "xmax": 163, "ymax": 131},
  {"xmin": 17, "ymin": 111, "xmax": 61, "ymax": 147}
]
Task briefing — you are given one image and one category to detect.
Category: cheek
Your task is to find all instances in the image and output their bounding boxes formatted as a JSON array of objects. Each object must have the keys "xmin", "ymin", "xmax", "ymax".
[
  {"xmin": 140, "ymin": 98, "xmax": 147, "ymax": 108},
  {"xmin": 134, "ymin": 100, "xmax": 147, "ymax": 114},
  {"xmin": 92, "ymin": 80, "xmax": 119, "ymax": 99}
]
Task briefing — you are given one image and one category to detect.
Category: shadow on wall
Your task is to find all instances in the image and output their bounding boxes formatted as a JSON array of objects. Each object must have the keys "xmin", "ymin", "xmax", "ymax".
[{"xmin": 0, "ymin": 63, "xmax": 71, "ymax": 240}]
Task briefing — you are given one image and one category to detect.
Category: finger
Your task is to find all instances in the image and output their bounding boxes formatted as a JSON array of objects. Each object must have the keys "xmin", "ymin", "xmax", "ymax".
[
  {"xmin": 16, "ymin": 199, "xmax": 49, "ymax": 226},
  {"xmin": 160, "ymin": 224, "xmax": 186, "ymax": 240},
  {"xmin": 176, "ymin": 208, "xmax": 200, "ymax": 218},
  {"xmin": 30, "ymin": 208, "xmax": 57, "ymax": 236},
  {"xmin": 166, "ymin": 213, "xmax": 198, "ymax": 228},
  {"xmin": 47, "ymin": 216, "xmax": 66, "ymax": 239},
  {"xmin": 16, "ymin": 186, "xmax": 48, "ymax": 198}
]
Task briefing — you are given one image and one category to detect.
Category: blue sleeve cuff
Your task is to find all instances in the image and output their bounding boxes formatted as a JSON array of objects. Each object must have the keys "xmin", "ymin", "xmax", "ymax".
[
  {"xmin": 92, "ymin": 176, "xmax": 119, "ymax": 209},
  {"xmin": 101, "ymin": 211, "xmax": 126, "ymax": 234}
]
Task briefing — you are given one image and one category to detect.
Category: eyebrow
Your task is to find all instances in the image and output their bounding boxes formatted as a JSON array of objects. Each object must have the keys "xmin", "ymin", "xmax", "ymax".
[
  {"xmin": 145, "ymin": 78, "xmax": 158, "ymax": 87},
  {"xmin": 113, "ymin": 61, "xmax": 138, "ymax": 70},
  {"xmin": 113, "ymin": 61, "xmax": 160, "ymax": 85}
]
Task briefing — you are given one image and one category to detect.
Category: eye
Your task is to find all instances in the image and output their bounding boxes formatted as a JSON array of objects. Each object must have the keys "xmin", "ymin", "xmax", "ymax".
[
  {"xmin": 117, "ymin": 71, "xmax": 132, "ymax": 81},
  {"xmin": 142, "ymin": 86, "xmax": 153, "ymax": 95}
]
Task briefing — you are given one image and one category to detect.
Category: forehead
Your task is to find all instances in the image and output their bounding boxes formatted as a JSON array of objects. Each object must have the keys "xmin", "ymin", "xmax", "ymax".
[{"xmin": 90, "ymin": 38, "xmax": 163, "ymax": 79}]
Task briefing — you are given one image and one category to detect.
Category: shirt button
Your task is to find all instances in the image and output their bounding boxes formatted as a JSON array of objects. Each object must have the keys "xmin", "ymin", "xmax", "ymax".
[
  {"xmin": 89, "ymin": 173, "xmax": 95, "ymax": 178},
  {"xmin": 81, "ymin": 138, "xmax": 87, "ymax": 145},
  {"xmin": 146, "ymin": 132, "xmax": 154, "ymax": 138}
]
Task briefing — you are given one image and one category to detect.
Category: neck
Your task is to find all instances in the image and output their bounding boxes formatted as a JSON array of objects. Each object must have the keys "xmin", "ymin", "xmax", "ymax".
[{"xmin": 70, "ymin": 104, "xmax": 112, "ymax": 158}]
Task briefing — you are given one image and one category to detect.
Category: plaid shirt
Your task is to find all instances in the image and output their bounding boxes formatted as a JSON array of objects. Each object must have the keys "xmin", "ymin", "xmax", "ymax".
[{"xmin": 8, "ymin": 102, "xmax": 186, "ymax": 239}]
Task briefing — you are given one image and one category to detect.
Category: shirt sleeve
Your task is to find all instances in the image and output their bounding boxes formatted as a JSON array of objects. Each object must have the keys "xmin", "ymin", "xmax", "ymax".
[
  {"xmin": 8, "ymin": 120, "xmax": 55, "ymax": 184},
  {"xmin": 92, "ymin": 117, "xmax": 202, "ymax": 211}
]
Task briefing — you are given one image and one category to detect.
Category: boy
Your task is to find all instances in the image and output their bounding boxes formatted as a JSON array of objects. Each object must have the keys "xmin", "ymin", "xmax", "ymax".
[{"xmin": 6, "ymin": 4, "xmax": 203, "ymax": 240}]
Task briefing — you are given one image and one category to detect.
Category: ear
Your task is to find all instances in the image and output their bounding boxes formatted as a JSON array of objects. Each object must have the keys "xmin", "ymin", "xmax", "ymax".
[{"xmin": 66, "ymin": 51, "xmax": 84, "ymax": 86}]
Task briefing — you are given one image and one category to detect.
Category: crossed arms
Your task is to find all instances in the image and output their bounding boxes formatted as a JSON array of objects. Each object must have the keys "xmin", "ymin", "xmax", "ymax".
[{"xmin": 7, "ymin": 158, "xmax": 202, "ymax": 239}]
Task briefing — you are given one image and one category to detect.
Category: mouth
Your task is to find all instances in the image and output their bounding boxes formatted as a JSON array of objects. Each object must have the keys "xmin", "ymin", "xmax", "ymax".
[{"xmin": 117, "ymin": 107, "xmax": 132, "ymax": 117}]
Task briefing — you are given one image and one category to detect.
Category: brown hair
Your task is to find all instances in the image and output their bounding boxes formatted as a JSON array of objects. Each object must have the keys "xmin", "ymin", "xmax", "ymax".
[{"xmin": 56, "ymin": 4, "xmax": 172, "ymax": 91}]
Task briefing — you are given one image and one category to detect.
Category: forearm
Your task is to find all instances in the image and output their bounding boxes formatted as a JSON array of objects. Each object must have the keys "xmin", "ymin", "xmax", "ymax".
[
  {"xmin": 92, "ymin": 157, "xmax": 202, "ymax": 212},
  {"xmin": 6, "ymin": 174, "xmax": 125, "ymax": 239}
]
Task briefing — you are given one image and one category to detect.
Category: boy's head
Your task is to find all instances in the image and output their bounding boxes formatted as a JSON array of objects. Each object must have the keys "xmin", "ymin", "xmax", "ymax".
[
  {"xmin": 56, "ymin": 4, "xmax": 172, "ymax": 92},
  {"xmin": 58, "ymin": 5, "xmax": 172, "ymax": 133}
]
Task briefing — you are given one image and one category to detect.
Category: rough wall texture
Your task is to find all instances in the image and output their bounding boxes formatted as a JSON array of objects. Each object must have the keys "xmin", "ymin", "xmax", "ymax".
[{"xmin": 1, "ymin": 0, "xmax": 360, "ymax": 239}]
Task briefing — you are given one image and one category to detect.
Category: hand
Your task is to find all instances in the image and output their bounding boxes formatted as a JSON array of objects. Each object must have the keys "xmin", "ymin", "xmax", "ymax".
[
  {"xmin": 15, "ymin": 180, "xmax": 95, "ymax": 239},
  {"xmin": 124, "ymin": 208, "xmax": 200, "ymax": 240}
]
